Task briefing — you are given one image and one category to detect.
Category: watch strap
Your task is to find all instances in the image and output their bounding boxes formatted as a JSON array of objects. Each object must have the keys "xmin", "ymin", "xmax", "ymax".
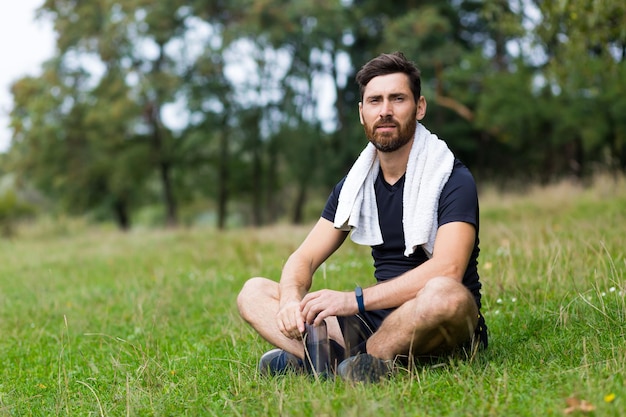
[{"xmin": 355, "ymin": 286, "xmax": 365, "ymax": 315}]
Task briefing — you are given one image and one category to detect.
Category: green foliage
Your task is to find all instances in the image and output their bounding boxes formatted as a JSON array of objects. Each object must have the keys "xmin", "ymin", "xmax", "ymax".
[
  {"xmin": 9, "ymin": 65, "xmax": 151, "ymax": 229},
  {"xmin": 6, "ymin": 0, "xmax": 626, "ymax": 229},
  {"xmin": 0, "ymin": 188, "xmax": 35, "ymax": 237}
]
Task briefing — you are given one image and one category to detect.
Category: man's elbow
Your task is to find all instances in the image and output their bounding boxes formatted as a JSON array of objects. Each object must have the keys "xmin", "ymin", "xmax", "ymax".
[{"xmin": 440, "ymin": 262, "xmax": 466, "ymax": 281}]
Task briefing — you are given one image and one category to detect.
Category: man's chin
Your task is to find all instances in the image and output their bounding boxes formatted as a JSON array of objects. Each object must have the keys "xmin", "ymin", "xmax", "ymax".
[
  {"xmin": 372, "ymin": 143, "xmax": 401, "ymax": 153},
  {"xmin": 370, "ymin": 137, "xmax": 411, "ymax": 153}
]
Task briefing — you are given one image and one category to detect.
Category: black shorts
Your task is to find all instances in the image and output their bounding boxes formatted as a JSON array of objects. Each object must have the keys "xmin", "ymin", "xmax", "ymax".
[
  {"xmin": 335, "ymin": 308, "xmax": 393, "ymax": 359},
  {"xmin": 336, "ymin": 309, "xmax": 488, "ymax": 359}
]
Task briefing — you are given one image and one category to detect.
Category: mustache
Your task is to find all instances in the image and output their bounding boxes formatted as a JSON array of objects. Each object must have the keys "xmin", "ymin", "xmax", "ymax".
[{"xmin": 373, "ymin": 117, "xmax": 398, "ymax": 128}]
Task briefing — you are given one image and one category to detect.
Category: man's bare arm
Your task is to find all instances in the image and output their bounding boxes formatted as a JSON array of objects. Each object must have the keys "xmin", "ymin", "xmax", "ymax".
[
  {"xmin": 276, "ymin": 217, "xmax": 348, "ymax": 337},
  {"xmin": 360, "ymin": 221, "xmax": 476, "ymax": 311}
]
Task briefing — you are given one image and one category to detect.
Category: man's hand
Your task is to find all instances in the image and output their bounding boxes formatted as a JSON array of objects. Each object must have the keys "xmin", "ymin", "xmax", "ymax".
[
  {"xmin": 276, "ymin": 300, "xmax": 306, "ymax": 339},
  {"xmin": 300, "ymin": 289, "xmax": 357, "ymax": 326}
]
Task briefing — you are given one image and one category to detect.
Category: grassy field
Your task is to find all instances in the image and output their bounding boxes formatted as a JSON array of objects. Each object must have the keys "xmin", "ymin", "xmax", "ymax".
[{"xmin": 1, "ymin": 176, "xmax": 625, "ymax": 416}]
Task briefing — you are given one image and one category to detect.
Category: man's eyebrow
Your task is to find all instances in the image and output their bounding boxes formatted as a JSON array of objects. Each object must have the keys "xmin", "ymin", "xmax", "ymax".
[{"xmin": 365, "ymin": 92, "xmax": 407, "ymax": 101}]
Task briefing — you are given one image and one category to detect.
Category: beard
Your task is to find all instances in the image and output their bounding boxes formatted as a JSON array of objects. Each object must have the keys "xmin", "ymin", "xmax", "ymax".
[{"xmin": 363, "ymin": 113, "xmax": 417, "ymax": 153}]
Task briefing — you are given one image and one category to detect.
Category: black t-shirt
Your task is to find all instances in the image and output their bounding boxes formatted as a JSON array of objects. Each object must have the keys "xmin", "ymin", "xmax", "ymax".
[{"xmin": 322, "ymin": 159, "xmax": 482, "ymax": 308}]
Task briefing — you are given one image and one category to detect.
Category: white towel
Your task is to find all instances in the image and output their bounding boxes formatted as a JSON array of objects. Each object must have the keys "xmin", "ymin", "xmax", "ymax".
[{"xmin": 333, "ymin": 123, "xmax": 454, "ymax": 258}]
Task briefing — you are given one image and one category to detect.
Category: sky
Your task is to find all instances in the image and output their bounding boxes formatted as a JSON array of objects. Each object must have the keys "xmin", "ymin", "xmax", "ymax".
[{"xmin": 0, "ymin": 0, "xmax": 55, "ymax": 153}]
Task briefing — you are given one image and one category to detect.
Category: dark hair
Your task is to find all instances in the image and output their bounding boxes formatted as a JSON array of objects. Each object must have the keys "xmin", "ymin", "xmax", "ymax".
[{"xmin": 355, "ymin": 52, "xmax": 421, "ymax": 103}]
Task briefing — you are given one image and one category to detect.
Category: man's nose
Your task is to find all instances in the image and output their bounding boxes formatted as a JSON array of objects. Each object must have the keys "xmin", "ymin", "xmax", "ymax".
[{"xmin": 380, "ymin": 99, "xmax": 392, "ymax": 118}]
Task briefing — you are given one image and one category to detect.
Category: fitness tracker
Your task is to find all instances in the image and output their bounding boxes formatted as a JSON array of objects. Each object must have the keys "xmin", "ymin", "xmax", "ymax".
[{"xmin": 355, "ymin": 286, "xmax": 365, "ymax": 315}]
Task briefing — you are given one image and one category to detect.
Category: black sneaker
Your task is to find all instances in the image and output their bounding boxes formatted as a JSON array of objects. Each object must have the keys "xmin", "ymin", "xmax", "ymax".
[
  {"xmin": 337, "ymin": 354, "xmax": 393, "ymax": 383},
  {"xmin": 258, "ymin": 349, "xmax": 305, "ymax": 376}
]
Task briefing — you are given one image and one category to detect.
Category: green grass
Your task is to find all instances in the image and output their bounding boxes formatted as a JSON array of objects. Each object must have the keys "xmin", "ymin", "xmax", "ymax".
[{"xmin": 1, "ymin": 176, "xmax": 625, "ymax": 416}]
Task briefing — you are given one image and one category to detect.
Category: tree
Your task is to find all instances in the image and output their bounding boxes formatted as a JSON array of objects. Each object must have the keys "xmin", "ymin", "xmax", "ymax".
[
  {"xmin": 8, "ymin": 0, "xmax": 626, "ymax": 231},
  {"xmin": 28, "ymin": 0, "xmax": 190, "ymax": 227},
  {"xmin": 9, "ymin": 62, "xmax": 151, "ymax": 229},
  {"xmin": 209, "ymin": 0, "xmax": 355, "ymax": 224}
]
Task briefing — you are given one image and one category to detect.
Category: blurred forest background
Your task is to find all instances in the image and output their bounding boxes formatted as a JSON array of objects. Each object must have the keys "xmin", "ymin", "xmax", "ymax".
[{"xmin": 1, "ymin": 0, "xmax": 625, "ymax": 233}]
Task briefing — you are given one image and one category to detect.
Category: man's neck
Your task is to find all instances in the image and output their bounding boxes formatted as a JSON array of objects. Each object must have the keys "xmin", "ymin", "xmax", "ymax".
[{"xmin": 377, "ymin": 138, "xmax": 413, "ymax": 186}]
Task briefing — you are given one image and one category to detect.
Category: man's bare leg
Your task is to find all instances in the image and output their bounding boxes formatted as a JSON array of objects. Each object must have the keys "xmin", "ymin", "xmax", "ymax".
[
  {"xmin": 337, "ymin": 277, "xmax": 479, "ymax": 382},
  {"xmin": 237, "ymin": 277, "xmax": 344, "ymax": 359},
  {"xmin": 366, "ymin": 276, "xmax": 479, "ymax": 360}
]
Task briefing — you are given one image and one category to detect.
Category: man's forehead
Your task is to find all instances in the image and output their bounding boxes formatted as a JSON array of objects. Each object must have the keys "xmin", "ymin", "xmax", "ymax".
[{"xmin": 363, "ymin": 73, "xmax": 412, "ymax": 97}]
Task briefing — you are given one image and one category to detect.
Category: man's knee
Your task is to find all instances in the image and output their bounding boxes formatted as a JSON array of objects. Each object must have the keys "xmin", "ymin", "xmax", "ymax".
[
  {"xmin": 237, "ymin": 277, "xmax": 272, "ymax": 320},
  {"xmin": 417, "ymin": 277, "xmax": 478, "ymax": 324},
  {"xmin": 237, "ymin": 277, "xmax": 276, "ymax": 320}
]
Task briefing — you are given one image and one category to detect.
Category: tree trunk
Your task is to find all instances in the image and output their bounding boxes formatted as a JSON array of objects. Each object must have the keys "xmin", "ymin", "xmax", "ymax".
[
  {"xmin": 265, "ymin": 142, "xmax": 279, "ymax": 223},
  {"xmin": 246, "ymin": 109, "xmax": 263, "ymax": 227},
  {"xmin": 113, "ymin": 199, "xmax": 131, "ymax": 231},
  {"xmin": 292, "ymin": 180, "xmax": 307, "ymax": 225},
  {"xmin": 147, "ymin": 100, "xmax": 178, "ymax": 228},
  {"xmin": 159, "ymin": 159, "xmax": 177, "ymax": 227},
  {"xmin": 217, "ymin": 120, "xmax": 229, "ymax": 230},
  {"xmin": 149, "ymin": 42, "xmax": 177, "ymax": 228},
  {"xmin": 434, "ymin": 62, "xmax": 474, "ymax": 122},
  {"xmin": 251, "ymin": 135, "xmax": 263, "ymax": 226}
]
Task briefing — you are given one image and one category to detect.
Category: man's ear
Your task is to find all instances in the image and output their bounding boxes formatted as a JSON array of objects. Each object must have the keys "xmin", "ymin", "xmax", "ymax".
[
  {"xmin": 416, "ymin": 96, "xmax": 427, "ymax": 121},
  {"xmin": 358, "ymin": 102, "xmax": 364, "ymax": 125}
]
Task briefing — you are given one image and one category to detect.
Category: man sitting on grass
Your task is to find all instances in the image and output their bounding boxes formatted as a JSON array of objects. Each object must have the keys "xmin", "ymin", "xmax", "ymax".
[{"xmin": 237, "ymin": 51, "xmax": 487, "ymax": 383}]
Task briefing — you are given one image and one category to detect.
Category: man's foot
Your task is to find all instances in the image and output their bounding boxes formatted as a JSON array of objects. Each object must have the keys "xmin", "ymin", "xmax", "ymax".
[
  {"xmin": 337, "ymin": 353, "xmax": 393, "ymax": 383},
  {"xmin": 258, "ymin": 349, "xmax": 304, "ymax": 376}
]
